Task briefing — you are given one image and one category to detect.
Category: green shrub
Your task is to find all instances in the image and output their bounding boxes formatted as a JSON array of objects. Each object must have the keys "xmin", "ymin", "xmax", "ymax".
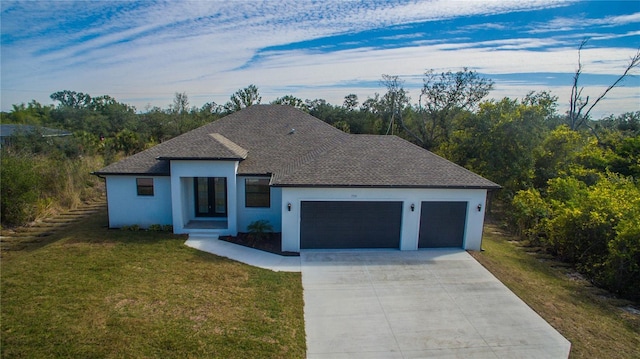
[
  {"xmin": 247, "ymin": 220, "xmax": 273, "ymax": 241},
  {"xmin": 512, "ymin": 172, "xmax": 640, "ymax": 300},
  {"xmin": 0, "ymin": 153, "xmax": 39, "ymax": 225},
  {"xmin": 148, "ymin": 224, "xmax": 163, "ymax": 231}
]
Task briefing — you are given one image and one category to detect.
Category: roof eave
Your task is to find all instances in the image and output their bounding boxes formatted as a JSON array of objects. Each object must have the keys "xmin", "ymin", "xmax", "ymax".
[
  {"xmin": 156, "ymin": 156, "xmax": 244, "ymax": 161},
  {"xmin": 271, "ymin": 183, "xmax": 502, "ymax": 189},
  {"xmin": 92, "ymin": 171, "xmax": 171, "ymax": 177}
]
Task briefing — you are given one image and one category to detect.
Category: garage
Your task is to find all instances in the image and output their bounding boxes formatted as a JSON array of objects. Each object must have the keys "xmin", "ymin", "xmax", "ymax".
[
  {"xmin": 300, "ymin": 201, "xmax": 402, "ymax": 249},
  {"xmin": 418, "ymin": 201, "xmax": 467, "ymax": 248}
]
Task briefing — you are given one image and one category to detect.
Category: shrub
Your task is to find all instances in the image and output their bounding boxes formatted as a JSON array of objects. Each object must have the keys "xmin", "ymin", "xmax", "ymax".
[
  {"xmin": 0, "ymin": 153, "xmax": 39, "ymax": 225},
  {"xmin": 247, "ymin": 220, "xmax": 273, "ymax": 241}
]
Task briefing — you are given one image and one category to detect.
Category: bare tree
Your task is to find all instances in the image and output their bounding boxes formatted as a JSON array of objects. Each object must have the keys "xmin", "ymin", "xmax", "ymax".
[
  {"xmin": 380, "ymin": 75, "xmax": 411, "ymax": 136},
  {"xmin": 568, "ymin": 39, "xmax": 640, "ymax": 133}
]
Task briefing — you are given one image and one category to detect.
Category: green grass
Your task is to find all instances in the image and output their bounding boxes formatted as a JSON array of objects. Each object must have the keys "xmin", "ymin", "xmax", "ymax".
[
  {"xmin": 1, "ymin": 210, "xmax": 306, "ymax": 358},
  {"xmin": 471, "ymin": 223, "xmax": 640, "ymax": 359}
]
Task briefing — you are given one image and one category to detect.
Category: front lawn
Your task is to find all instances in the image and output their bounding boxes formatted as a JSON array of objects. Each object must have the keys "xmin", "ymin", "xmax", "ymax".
[{"xmin": 1, "ymin": 210, "xmax": 306, "ymax": 358}]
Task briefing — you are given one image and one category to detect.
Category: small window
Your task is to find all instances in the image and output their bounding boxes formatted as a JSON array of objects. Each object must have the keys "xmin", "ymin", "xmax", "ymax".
[
  {"xmin": 245, "ymin": 178, "xmax": 270, "ymax": 207},
  {"xmin": 136, "ymin": 178, "xmax": 154, "ymax": 196}
]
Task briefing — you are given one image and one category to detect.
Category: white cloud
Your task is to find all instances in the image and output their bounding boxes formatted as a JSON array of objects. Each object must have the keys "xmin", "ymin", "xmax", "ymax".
[{"xmin": 3, "ymin": 0, "xmax": 637, "ymax": 118}]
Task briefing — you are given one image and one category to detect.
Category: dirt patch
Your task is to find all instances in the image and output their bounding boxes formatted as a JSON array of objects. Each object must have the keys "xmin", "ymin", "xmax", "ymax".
[{"xmin": 219, "ymin": 232, "xmax": 299, "ymax": 257}]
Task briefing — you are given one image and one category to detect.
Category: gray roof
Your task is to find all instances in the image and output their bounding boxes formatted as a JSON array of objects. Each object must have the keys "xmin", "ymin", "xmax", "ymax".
[
  {"xmin": 95, "ymin": 105, "xmax": 500, "ymax": 189},
  {"xmin": 273, "ymin": 135, "xmax": 499, "ymax": 188},
  {"xmin": 0, "ymin": 124, "xmax": 72, "ymax": 138}
]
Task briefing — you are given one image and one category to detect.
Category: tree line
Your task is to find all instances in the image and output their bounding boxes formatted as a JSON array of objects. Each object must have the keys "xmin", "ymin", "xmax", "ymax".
[{"xmin": 2, "ymin": 63, "xmax": 639, "ymax": 300}]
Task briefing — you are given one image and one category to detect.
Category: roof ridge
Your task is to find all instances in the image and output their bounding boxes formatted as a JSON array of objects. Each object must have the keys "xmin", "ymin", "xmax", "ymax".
[{"xmin": 209, "ymin": 133, "xmax": 248, "ymax": 159}]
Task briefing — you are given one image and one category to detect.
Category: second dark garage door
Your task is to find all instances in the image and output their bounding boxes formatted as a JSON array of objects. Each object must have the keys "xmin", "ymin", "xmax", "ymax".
[
  {"xmin": 419, "ymin": 201, "xmax": 468, "ymax": 248},
  {"xmin": 300, "ymin": 201, "xmax": 402, "ymax": 249}
]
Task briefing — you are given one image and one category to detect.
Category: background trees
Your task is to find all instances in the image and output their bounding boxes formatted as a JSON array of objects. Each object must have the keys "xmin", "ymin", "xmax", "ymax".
[{"xmin": 1, "ymin": 74, "xmax": 638, "ymax": 300}]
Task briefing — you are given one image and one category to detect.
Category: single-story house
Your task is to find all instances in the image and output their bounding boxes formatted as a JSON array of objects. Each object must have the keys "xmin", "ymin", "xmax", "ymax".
[{"xmin": 94, "ymin": 105, "xmax": 500, "ymax": 252}]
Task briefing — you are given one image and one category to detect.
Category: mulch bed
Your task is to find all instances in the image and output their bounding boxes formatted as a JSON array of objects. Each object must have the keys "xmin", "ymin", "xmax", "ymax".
[{"xmin": 219, "ymin": 232, "xmax": 299, "ymax": 256}]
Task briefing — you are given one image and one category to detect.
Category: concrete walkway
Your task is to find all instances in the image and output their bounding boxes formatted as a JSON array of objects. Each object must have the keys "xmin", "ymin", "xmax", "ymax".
[
  {"xmin": 184, "ymin": 240, "xmax": 570, "ymax": 358},
  {"xmin": 301, "ymin": 249, "xmax": 571, "ymax": 359},
  {"xmin": 184, "ymin": 237, "xmax": 301, "ymax": 272}
]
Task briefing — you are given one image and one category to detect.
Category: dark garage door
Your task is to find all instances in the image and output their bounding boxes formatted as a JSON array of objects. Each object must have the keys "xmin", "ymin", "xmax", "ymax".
[
  {"xmin": 300, "ymin": 201, "xmax": 402, "ymax": 249},
  {"xmin": 419, "ymin": 201, "xmax": 467, "ymax": 248}
]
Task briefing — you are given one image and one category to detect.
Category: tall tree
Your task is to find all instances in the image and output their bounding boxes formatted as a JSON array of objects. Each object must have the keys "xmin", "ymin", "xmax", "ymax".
[
  {"xmin": 414, "ymin": 68, "xmax": 493, "ymax": 149},
  {"xmin": 380, "ymin": 75, "xmax": 411, "ymax": 136},
  {"xmin": 271, "ymin": 95, "xmax": 308, "ymax": 111},
  {"xmin": 343, "ymin": 94, "xmax": 359, "ymax": 111},
  {"xmin": 50, "ymin": 90, "xmax": 92, "ymax": 109},
  {"xmin": 224, "ymin": 84, "xmax": 261, "ymax": 112}
]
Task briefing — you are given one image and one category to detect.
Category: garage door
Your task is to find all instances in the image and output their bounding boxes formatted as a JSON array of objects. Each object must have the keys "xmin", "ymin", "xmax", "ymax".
[
  {"xmin": 419, "ymin": 201, "xmax": 467, "ymax": 248},
  {"xmin": 300, "ymin": 201, "xmax": 402, "ymax": 249}
]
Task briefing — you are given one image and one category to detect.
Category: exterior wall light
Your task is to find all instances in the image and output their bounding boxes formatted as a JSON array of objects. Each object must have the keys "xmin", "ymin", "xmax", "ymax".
[
  {"xmin": 477, "ymin": 204, "xmax": 482, "ymax": 212},
  {"xmin": 287, "ymin": 202, "xmax": 292, "ymax": 211},
  {"xmin": 410, "ymin": 203, "xmax": 415, "ymax": 212}
]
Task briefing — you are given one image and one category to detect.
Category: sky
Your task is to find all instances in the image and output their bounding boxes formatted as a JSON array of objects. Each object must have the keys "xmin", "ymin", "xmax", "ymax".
[{"xmin": 1, "ymin": 0, "xmax": 639, "ymax": 119}]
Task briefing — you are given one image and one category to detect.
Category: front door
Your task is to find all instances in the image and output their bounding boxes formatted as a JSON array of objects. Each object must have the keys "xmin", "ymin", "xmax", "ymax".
[{"xmin": 194, "ymin": 177, "xmax": 227, "ymax": 217}]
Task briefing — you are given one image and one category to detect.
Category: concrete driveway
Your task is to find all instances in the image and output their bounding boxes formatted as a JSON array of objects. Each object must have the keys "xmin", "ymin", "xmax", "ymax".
[{"xmin": 301, "ymin": 249, "xmax": 571, "ymax": 359}]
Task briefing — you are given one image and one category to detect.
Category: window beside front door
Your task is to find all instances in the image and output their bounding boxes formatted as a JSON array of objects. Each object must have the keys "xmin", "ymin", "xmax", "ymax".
[
  {"xmin": 194, "ymin": 177, "xmax": 227, "ymax": 217},
  {"xmin": 245, "ymin": 178, "xmax": 270, "ymax": 208}
]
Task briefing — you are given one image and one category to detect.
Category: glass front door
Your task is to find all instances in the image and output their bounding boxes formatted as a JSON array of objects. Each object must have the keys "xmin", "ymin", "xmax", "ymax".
[{"xmin": 194, "ymin": 177, "xmax": 227, "ymax": 217}]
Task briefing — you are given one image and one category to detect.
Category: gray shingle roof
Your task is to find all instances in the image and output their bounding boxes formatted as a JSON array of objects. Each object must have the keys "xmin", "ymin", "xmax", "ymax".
[
  {"xmin": 94, "ymin": 105, "xmax": 500, "ymax": 189},
  {"xmin": 272, "ymin": 135, "xmax": 500, "ymax": 189}
]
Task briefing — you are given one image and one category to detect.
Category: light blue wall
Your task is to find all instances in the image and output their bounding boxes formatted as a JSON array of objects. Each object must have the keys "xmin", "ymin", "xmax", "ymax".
[
  {"xmin": 236, "ymin": 176, "xmax": 282, "ymax": 232},
  {"xmin": 104, "ymin": 176, "xmax": 172, "ymax": 228}
]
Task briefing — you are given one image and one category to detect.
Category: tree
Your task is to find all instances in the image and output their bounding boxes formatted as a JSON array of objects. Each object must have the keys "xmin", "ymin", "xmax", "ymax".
[
  {"xmin": 379, "ymin": 75, "xmax": 411, "ymax": 136},
  {"xmin": 414, "ymin": 68, "xmax": 494, "ymax": 149},
  {"xmin": 224, "ymin": 85, "xmax": 261, "ymax": 112},
  {"xmin": 50, "ymin": 90, "xmax": 92, "ymax": 109},
  {"xmin": 568, "ymin": 39, "xmax": 640, "ymax": 133},
  {"xmin": 343, "ymin": 94, "xmax": 359, "ymax": 111},
  {"xmin": 441, "ymin": 95, "xmax": 551, "ymax": 198},
  {"xmin": 171, "ymin": 92, "xmax": 190, "ymax": 114},
  {"xmin": 271, "ymin": 95, "xmax": 308, "ymax": 111}
]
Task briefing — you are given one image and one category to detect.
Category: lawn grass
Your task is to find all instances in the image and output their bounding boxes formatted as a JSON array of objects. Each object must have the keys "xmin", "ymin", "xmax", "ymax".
[
  {"xmin": 471, "ymin": 223, "xmax": 640, "ymax": 359},
  {"xmin": 1, "ymin": 210, "xmax": 306, "ymax": 358}
]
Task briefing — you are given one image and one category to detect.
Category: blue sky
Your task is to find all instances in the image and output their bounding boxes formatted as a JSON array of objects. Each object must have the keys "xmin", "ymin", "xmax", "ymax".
[{"xmin": 1, "ymin": 0, "xmax": 639, "ymax": 118}]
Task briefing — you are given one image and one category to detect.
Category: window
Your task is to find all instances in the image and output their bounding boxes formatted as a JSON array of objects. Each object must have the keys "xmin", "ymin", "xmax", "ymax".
[
  {"xmin": 245, "ymin": 178, "xmax": 270, "ymax": 207},
  {"xmin": 136, "ymin": 178, "xmax": 154, "ymax": 196}
]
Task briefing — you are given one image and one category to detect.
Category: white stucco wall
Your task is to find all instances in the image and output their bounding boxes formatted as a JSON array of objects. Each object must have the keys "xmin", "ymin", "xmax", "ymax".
[
  {"xmin": 280, "ymin": 187, "xmax": 489, "ymax": 252},
  {"xmin": 170, "ymin": 160, "xmax": 239, "ymax": 235},
  {"xmin": 236, "ymin": 176, "xmax": 282, "ymax": 232},
  {"xmin": 104, "ymin": 175, "xmax": 173, "ymax": 228}
]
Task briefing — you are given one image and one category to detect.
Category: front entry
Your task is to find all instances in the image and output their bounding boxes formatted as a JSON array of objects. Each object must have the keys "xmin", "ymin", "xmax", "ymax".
[{"xmin": 194, "ymin": 177, "xmax": 227, "ymax": 217}]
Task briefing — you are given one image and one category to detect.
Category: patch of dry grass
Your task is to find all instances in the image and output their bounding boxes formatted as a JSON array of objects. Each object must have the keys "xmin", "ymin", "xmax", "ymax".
[
  {"xmin": 1, "ymin": 210, "xmax": 306, "ymax": 358},
  {"xmin": 472, "ymin": 223, "xmax": 640, "ymax": 359}
]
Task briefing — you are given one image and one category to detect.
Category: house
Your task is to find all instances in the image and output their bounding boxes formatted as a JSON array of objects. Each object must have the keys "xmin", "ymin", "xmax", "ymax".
[
  {"xmin": 0, "ymin": 124, "xmax": 72, "ymax": 147},
  {"xmin": 94, "ymin": 105, "xmax": 500, "ymax": 252}
]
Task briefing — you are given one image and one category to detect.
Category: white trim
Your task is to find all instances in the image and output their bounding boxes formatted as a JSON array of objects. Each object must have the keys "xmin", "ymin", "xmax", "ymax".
[{"xmin": 281, "ymin": 187, "xmax": 488, "ymax": 252}]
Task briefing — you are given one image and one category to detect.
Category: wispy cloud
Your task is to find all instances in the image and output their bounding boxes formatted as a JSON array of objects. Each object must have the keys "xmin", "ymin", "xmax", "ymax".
[
  {"xmin": 528, "ymin": 11, "xmax": 640, "ymax": 34},
  {"xmin": 1, "ymin": 0, "xmax": 637, "ymax": 119}
]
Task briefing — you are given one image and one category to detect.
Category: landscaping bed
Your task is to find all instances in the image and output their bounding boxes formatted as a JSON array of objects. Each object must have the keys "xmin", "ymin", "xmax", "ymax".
[{"xmin": 219, "ymin": 232, "xmax": 299, "ymax": 256}]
